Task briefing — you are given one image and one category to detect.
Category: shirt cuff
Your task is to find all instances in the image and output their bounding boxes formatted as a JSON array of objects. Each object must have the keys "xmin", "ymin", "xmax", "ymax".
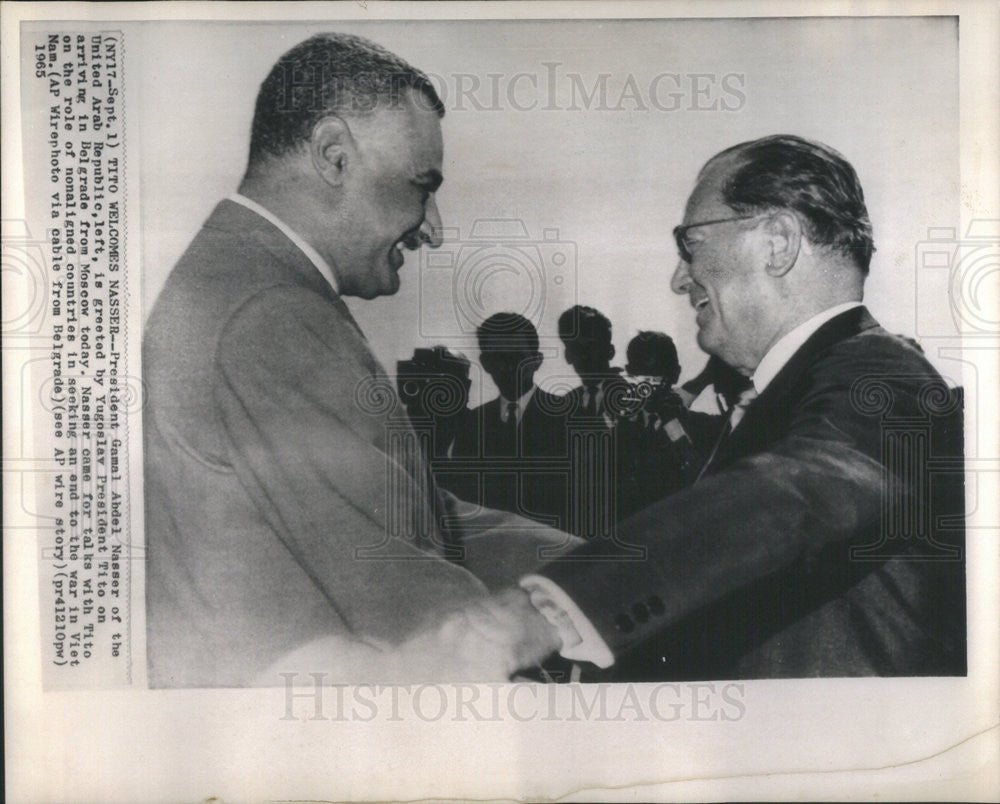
[{"xmin": 519, "ymin": 575, "xmax": 615, "ymax": 669}]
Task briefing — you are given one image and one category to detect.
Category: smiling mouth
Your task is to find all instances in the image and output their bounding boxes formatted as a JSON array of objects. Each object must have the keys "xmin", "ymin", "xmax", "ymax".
[
  {"xmin": 391, "ymin": 232, "xmax": 423, "ymax": 267},
  {"xmin": 390, "ymin": 239, "xmax": 413, "ymax": 268}
]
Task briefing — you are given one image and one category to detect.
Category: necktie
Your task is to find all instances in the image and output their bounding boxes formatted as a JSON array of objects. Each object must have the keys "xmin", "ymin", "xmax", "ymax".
[
  {"xmin": 695, "ymin": 386, "xmax": 758, "ymax": 482},
  {"xmin": 498, "ymin": 401, "xmax": 519, "ymax": 458},
  {"xmin": 505, "ymin": 401, "xmax": 519, "ymax": 425},
  {"xmin": 728, "ymin": 387, "xmax": 758, "ymax": 431}
]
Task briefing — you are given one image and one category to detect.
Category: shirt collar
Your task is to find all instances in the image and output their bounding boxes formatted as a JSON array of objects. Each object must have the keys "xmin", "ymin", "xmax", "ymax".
[
  {"xmin": 500, "ymin": 385, "xmax": 538, "ymax": 423},
  {"xmin": 229, "ymin": 193, "xmax": 339, "ymax": 294},
  {"xmin": 751, "ymin": 302, "xmax": 863, "ymax": 394}
]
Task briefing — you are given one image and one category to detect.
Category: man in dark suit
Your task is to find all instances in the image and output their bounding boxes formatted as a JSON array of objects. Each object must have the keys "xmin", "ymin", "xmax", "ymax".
[
  {"xmin": 484, "ymin": 134, "xmax": 966, "ymax": 679},
  {"xmin": 450, "ymin": 313, "xmax": 570, "ymax": 530},
  {"xmin": 614, "ymin": 331, "xmax": 705, "ymax": 519},
  {"xmin": 143, "ymin": 33, "xmax": 561, "ymax": 687},
  {"xmin": 557, "ymin": 305, "xmax": 625, "ymax": 425},
  {"xmin": 396, "ymin": 345, "xmax": 474, "ymax": 460}
]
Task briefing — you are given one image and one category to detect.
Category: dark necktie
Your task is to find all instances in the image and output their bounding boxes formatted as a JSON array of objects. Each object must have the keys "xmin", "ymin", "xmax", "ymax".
[
  {"xmin": 695, "ymin": 386, "xmax": 758, "ymax": 482},
  {"xmin": 496, "ymin": 401, "xmax": 519, "ymax": 456},
  {"xmin": 505, "ymin": 401, "xmax": 519, "ymax": 426}
]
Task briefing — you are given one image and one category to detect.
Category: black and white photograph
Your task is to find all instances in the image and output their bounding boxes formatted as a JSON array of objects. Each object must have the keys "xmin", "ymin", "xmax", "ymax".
[{"xmin": 3, "ymin": 2, "xmax": 998, "ymax": 802}]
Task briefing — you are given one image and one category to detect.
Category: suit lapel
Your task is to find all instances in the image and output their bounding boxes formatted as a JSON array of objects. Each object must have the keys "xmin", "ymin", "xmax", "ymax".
[
  {"xmin": 521, "ymin": 388, "xmax": 545, "ymax": 428},
  {"xmin": 480, "ymin": 398, "xmax": 507, "ymax": 455},
  {"xmin": 710, "ymin": 306, "xmax": 879, "ymax": 470}
]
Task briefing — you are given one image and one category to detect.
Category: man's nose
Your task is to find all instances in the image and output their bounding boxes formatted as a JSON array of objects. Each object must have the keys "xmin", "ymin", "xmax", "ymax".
[
  {"xmin": 419, "ymin": 196, "xmax": 443, "ymax": 248},
  {"xmin": 670, "ymin": 258, "xmax": 692, "ymax": 295}
]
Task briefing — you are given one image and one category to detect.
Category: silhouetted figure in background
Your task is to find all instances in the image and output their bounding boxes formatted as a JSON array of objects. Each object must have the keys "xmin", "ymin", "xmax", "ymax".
[
  {"xmin": 557, "ymin": 305, "xmax": 625, "ymax": 426},
  {"xmin": 397, "ymin": 346, "xmax": 472, "ymax": 459},
  {"xmin": 450, "ymin": 313, "xmax": 570, "ymax": 529},
  {"xmin": 614, "ymin": 331, "xmax": 705, "ymax": 519},
  {"xmin": 678, "ymin": 353, "xmax": 753, "ymax": 413}
]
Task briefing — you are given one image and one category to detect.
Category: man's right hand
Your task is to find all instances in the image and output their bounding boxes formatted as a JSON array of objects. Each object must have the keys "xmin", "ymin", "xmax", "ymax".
[
  {"xmin": 394, "ymin": 588, "xmax": 562, "ymax": 681},
  {"xmin": 256, "ymin": 589, "xmax": 562, "ymax": 685}
]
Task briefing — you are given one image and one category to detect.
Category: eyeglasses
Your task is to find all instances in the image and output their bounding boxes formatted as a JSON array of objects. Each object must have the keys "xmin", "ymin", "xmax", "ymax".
[{"xmin": 672, "ymin": 214, "xmax": 770, "ymax": 263}]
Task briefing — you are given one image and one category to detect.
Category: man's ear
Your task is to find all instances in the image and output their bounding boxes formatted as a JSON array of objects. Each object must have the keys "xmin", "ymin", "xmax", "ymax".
[
  {"xmin": 763, "ymin": 210, "xmax": 802, "ymax": 276},
  {"xmin": 310, "ymin": 116, "xmax": 355, "ymax": 187},
  {"xmin": 527, "ymin": 352, "xmax": 544, "ymax": 372}
]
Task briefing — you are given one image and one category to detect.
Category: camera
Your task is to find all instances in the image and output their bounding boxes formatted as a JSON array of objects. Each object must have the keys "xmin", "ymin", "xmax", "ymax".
[
  {"xmin": 395, "ymin": 346, "xmax": 472, "ymax": 422},
  {"xmin": 417, "ymin": 219, "xmax": 577, "ymax": 342},
  {"xmin": 604, "ymin": 376, "xmax": 687, "ymax": 422}
]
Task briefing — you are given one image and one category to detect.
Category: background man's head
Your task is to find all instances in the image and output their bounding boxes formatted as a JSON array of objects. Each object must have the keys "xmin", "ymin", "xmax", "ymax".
[
  {"xmin": 625, "ymin": 331, "xmax": 681, "ymax": 386},
  {"xmin": 396, "ymin": 346, "xmax": 472, "ymax": 423},
  {"xmin": 557, "ymin": 305, "xmax": 616, "ymax": 383},
  {"xmin": 243, "ymin": 33, "xmax": 446, "ymax": 299},
  {"xmin": 670, "ymin": 134, "xmax": 874, "ymax": 374},
  {"xmin": 477, "ymin": 313, "xmax": 543, "ymax": 401}
]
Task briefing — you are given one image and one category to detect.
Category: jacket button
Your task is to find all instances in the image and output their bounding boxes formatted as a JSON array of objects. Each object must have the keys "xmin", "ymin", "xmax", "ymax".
[
  {"xmin": 631, "ymin": 602, "xmax": 650, "ymax": 622},
  {"xmin": 614, "ymin": 614, "xmax": 634, "ymax": 633},
  {"xmin": 648, "ymin": 595, "xmax": 665, "ymax": 615}
]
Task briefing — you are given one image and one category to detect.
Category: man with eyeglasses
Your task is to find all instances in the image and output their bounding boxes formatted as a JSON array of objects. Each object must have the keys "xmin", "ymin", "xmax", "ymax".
[{"xmin": 484, "ymin": 134, "xmax": 966, "ymax": 680}]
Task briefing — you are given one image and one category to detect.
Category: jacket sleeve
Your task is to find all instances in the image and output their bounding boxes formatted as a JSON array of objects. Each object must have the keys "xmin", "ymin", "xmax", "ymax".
[
  {"xmin": 538, "ymin": 337, "xmax": 928, "ymax": 659},
  {"xmin": 212, "ymin": 285, "xmax": 487, "ymax": 644}
]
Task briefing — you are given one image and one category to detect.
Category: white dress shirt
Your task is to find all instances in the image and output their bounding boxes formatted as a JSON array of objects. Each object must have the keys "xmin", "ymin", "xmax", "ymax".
[
  {"xmin": 750, "ymin": 302, "xmax": 862, "ymax": 394},
  {"xmin": 521, "ymin": 301, "xmax": 863, "ymax": 668},
  {"xmin": 229, "ymin": 193, "xmax": 340, "ymax": 294}
]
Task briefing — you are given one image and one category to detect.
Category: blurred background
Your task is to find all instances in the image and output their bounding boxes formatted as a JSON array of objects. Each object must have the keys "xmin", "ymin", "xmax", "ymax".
[{"xmin": 137, "ymin": 17, "xmax": 960, "ymax": 404}]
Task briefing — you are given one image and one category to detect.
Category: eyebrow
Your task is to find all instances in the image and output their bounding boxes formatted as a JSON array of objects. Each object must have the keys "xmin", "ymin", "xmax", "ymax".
[{"xmin": 414, "ymin": 169, "xmax": 443, "ymax": 192}]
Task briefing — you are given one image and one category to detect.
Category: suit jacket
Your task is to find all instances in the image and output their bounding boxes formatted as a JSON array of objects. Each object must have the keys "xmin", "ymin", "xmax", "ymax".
[
  {"xmin": 448, "ymin": 389, "xmax": 571, "ymax": 528},
  {"xmin": 143, "ymin": 200, "xmax": 490, "ymax": 687},
  {"xmin": 542, "ymin": 307, "xmax": 966, "ymax": 679},
  {"xmin": 562, "ymin": 371, "xmax": 627, "ymax": 422}
]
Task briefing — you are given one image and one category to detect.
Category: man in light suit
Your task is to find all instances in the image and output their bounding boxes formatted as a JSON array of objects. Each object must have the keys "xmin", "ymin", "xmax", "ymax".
[
  {"xmin": 450, "ymin": 313, "xmax": 570, "ymax": 529},
  {"xmin": 493, "ymin": 135, "xmax": 966, "ymax": 680},
  {"xmin": 143, "ymin": 33, "xmax": 560, "ymax": 687}
]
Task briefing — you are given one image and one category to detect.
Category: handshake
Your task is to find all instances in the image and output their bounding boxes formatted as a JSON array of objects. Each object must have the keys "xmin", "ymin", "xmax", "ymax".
[
  {"xmin": 258, "ymin": 509, "xmax": 591, "ymax": 686},
  {"xmin": 258, "ymin": 588, "xmax": 568, "ymax": 685},
  {"xmin": 397, "ymin": 588, "xmax": 566, "ymax": 681}
]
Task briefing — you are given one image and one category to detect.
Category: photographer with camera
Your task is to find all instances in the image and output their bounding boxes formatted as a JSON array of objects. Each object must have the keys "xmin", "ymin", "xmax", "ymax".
[
  {"xmin": 396, "ymin": 345, "xmax": 473, "ymax": 460},
  {"xmin": 612, "ymin": 331, "xmax": 706, "ymax": 519}
]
